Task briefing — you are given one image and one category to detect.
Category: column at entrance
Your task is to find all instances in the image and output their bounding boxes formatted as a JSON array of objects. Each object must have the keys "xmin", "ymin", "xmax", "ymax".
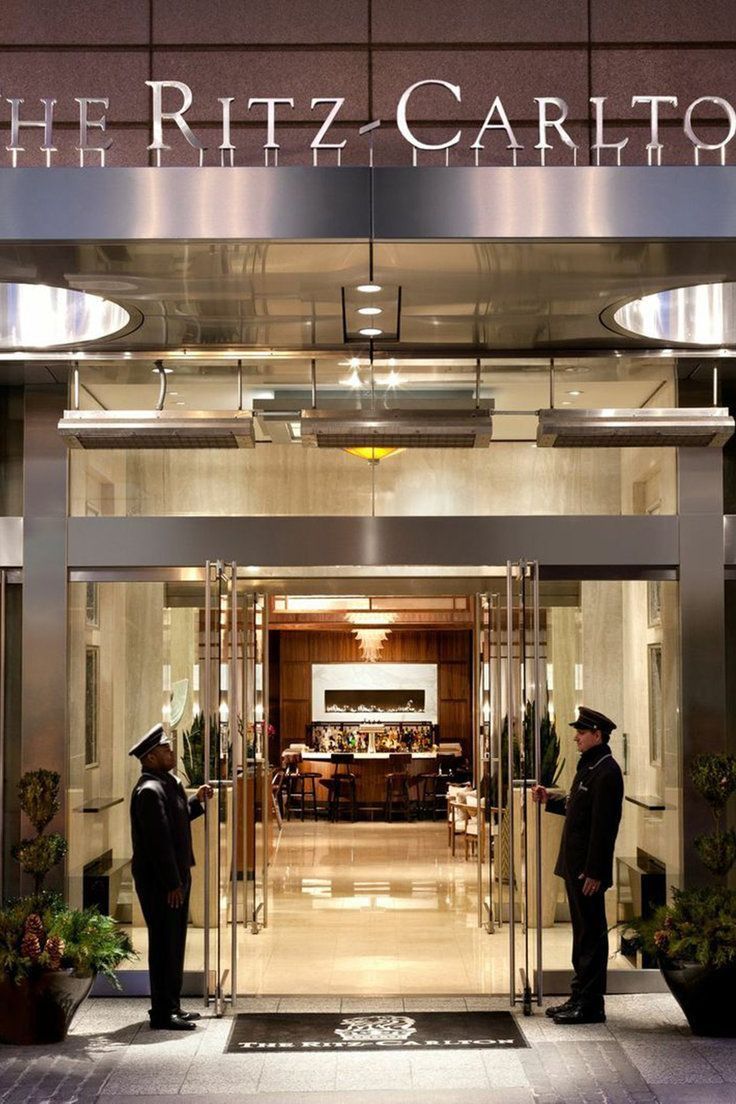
[
  {"xmin": 21, "ymin": 386, "xmax": 68, "ymax": 895},
  {"xmin": 678, "ymin": 448, "xmax": 727, "ymax": 886}
]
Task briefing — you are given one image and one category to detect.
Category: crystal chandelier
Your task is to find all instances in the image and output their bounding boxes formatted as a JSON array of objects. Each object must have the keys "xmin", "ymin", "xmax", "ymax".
[{"xmin": 345, "ymin": 611, "xmax": 397, "ymax": 662}]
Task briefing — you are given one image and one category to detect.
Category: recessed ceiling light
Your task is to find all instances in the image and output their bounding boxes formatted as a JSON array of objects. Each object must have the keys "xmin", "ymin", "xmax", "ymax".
[
  {"xmin": 359, "ymin": 327, "xmax": 383, "ymax": 337},
  {"xmin": 169, "ymin": 391, "xmax": 179, "ymax": 396},
  {"xmin": 612, "ymin": 282, "xmax": 736, "ymax": 345},
  {"xmin": 357, "ymin": 306, "xmax": 383, "ymax": 316},
  {"xmin": 350, "ymin": 357, "xmax": 361, "ymax": 368},
  {"xmin": 561, "ymin": 400, "xmax": 572, "ymax": 406},
  {"xmin": 0, "ymin": 282, "xmax": 130, "ymax": 350},
  {"xmin": 356, "ymin": 284, "xmax": 382, "ymax": 293},
  {"xmin": 567, "ymin": 390, "xmax": 582, "ymax": 396},
  {"xmin": 175, "ymin": 401, "xmax": 185, "ymax": 405}
]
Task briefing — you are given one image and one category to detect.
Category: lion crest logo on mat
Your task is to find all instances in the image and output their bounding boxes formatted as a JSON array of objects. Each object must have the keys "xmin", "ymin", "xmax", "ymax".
[{"xmin": 334, "ymin": 1015, "xmax": 417, "ymax": 1042}]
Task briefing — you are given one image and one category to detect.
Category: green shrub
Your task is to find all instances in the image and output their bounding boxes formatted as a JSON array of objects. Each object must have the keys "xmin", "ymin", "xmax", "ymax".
[
  {"xmin": 630, "ymin": 887, "xmax": 736, "ymax": 971},
  {"xmin": 3, "ymin": 771, "xmax": 134, "ymax": 987},
  {"xmin": 691, "ymin": 754, "xmax": 736, "ymax": 814},
  {"xmin": 625, "ymin": 753, "xmax": 736, "ymax": 969},
  {"xmin": 0, "ymin": 895, "xmax": 133, "ymax": 987},
  {"xmin": 694, "ymin": 829, "xmax": 736, "ymax": 876}
]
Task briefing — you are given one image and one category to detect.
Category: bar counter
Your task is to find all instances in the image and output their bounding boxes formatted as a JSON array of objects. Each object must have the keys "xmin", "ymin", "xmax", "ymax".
[{"xmin": 300, "ymin": 752, "xmax": 438, "ymax": 809}]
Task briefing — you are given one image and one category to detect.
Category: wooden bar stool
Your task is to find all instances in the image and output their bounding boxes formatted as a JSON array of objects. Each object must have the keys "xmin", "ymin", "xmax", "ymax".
[
  {"xmin": 319, "ymin": 752, "xmax": 358, "ymax": 822},
  {"xmin": 281, "ymin": 752, "xmax": 320, "ymax": 821},
  {"xmin": 384, "ymin": 752, "xmax": 413, "ymax": 821}
]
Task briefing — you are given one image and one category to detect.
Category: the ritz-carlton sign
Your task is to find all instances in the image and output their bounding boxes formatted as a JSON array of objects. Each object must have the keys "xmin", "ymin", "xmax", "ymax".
[{"xmin": 4, "ymin": 79, "xmax": 736, "ymax": 167}]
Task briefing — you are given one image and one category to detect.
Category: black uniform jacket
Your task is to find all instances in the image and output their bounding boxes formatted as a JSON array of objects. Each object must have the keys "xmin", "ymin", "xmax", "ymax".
[
  {"xmin": 130, "ymin": 770, "xmax": 204, "ymax": 892},
  {"xmin": 546, "ymin": 743, "xmax": 624, "ymax": 890}
]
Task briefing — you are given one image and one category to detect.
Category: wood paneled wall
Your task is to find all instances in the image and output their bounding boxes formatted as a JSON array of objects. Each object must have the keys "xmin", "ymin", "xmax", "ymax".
[{"xmin": 272, "ymin": 630, "xmax": 473, "ymax": 760}]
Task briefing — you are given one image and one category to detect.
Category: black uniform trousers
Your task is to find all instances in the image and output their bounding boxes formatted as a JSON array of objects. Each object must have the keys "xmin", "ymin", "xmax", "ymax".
[
  {"xmin": 135, "ymin": 875, "xmax": 190, "ymax": 1021},
  {"xmin": 565, "ymin": 877, "xmax": 608, "ymax": 1011}
]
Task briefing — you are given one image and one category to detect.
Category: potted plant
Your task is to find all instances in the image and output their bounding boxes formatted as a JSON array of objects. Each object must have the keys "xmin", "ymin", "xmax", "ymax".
[
  {"xmin": 627, "ymin": 753, "xmax": 736, "ymax": 1037},
  {"xmin": 0, "ymin": 769, "xmax": 132, "ymax": 1045}
]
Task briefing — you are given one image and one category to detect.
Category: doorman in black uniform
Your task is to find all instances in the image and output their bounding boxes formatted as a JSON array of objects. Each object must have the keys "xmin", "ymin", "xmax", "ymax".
[
  {"xmin": 129, "ymin": 724, "xmax": 213, "ymax": 1030},
  {"xmin": 532, "ymin": 706, "xmax": 623, "ymax": 1025}
]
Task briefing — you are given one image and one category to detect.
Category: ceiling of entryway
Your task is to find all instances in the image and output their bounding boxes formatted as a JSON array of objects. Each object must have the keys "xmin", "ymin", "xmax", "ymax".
[{"xmin": 1, "ymin": 238, "xmax": 736, "ymax": 357}]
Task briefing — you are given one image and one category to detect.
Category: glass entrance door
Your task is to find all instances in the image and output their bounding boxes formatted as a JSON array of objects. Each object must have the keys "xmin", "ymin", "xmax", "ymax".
[
  {"xmin": 203, "ymin": 568, "xmax": 270, "ymax": 1012},
  {"xmin": 203, "ymin": 561, "xmax": 237, "ymax": 1014},
  {"xmin": 240, "ymin": 591, "xmax": 270, "ymax": 937},
  {"xmin": 504, "ymin": 560, "xmax": 544, "ymax": 1014},
  {"xmin": 475, "ymin": 592, "xmax": 498, "ymax": 936}
]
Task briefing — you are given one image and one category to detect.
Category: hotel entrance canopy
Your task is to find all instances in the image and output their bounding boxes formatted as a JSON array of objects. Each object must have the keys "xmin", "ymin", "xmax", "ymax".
[{"xmin": 0, "ymin": 166, "xmax": 736, "ymax": 356}]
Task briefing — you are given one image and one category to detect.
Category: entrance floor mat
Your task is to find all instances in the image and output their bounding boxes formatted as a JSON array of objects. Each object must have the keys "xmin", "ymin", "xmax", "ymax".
[{"xmin": 226, "ymin": 1010, "xmax": 529, "ymax": 1052}]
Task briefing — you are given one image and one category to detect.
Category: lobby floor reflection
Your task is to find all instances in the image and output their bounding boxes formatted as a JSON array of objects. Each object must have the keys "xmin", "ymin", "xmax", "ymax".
[
  {"xmin": 263, "ymin": 821, "xmax": 568, "ymax": 995},
  {"xmin": 126, "ymin": 821, "xmax": 633, "ymax": 996}
]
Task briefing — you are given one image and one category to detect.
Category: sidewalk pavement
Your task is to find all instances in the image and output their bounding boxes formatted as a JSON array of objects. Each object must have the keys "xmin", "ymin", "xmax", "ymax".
[{"xmin": 0, "ymin": 994, "xmax": 735, "ymax": 1104}]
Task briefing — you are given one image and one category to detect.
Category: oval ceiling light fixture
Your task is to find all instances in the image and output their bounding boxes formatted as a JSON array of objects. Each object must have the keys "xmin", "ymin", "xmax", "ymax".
[
  {"xmin": 356, "ymin": 283, "xmax": 382, "ymax": 293},
  {"xmin": 359, "ymin": 327, "xmax": 383, "ymax": 337},
  {"xmin": 611, "ymin": 282, "xmax": 736, "ymax": 346},
  {"xmin": 357, "ymin": 306, "xmax": 383, "ymax": 316},
  {"xmin": 0, "ymin": 282, "xmax": 131, "ymax": 350}
]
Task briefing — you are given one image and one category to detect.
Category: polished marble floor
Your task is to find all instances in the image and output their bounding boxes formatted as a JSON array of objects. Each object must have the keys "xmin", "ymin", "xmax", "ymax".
[{"xmin": 129, "ymin": 821, "xmax": 632, "ymax": 996}]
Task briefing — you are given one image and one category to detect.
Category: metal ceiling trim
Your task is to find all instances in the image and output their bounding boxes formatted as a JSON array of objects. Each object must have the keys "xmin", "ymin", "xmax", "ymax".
[{"xmin": 1, "ymin": 168, "xmax": 736, "ymax": 243}]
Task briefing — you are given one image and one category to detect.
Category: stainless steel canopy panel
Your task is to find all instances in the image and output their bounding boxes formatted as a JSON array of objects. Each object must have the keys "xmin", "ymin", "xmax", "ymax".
[
  {"xmin": 0, "ymin": 169, "xmax": 736, "ymax": 355},
  {"xmin": 537, "ymin": 407, "xmax": 735, "ymax": 448}
]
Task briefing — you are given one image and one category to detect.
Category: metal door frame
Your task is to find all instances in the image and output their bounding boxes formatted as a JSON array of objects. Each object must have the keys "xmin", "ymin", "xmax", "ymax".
[
  {"xmin": 203, "ymin": 567, "xmax": 270, "ymax": 1012},
  {"xmin": 505, "ymin": 559, "xmax": 544, "ymax": 1015}
]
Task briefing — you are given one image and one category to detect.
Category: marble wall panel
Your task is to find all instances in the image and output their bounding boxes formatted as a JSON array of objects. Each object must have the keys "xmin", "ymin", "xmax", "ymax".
[
  {"xmin": 312, "ymin": 661, "xmax": 438, "ymax": 722},
  {"xmin": 371, "ymin": 49, "xmax": 590, "ymax": 121},
  {"xmin": 75, "ymin": 443, "xmax": 625, "ymax": 517},
  {"xmin": 150, "ymin": 49, "xmax": 370, "ymax": 123},
  {"xmin": 372, "ymin": 0, "xmax": 588, "ymax": 44},
  {"xmin": 153, "ymin": 0, "xmax": 368, "ymax": 44},
  {"xmin": 591, "ymin": 0, "xmax": 736, "ymax": 41},
  {"xmin": 0, "ymin": 50, "xmax": 150, "ymax": 123},
  {"xmin": 3, "ymin": 0, "xmax": 150, "ymax": 44}
]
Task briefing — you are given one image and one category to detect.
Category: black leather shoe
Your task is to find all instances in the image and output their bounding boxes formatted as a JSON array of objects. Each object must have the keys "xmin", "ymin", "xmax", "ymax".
[
  {"xmin": 545, "ymin": 999, "xmax": 577, "ymax": 1018},
  {"xmin": 552, "ymin": 1005, "xmax": 605, "ymax": 1025},
  {"xmin": 149, "ymin": 1014, "xmax": 197, "ymax": 1031},
  {"xmin": 175, "ymin": 1009, "xmax": 202, "ymax": 1021}
]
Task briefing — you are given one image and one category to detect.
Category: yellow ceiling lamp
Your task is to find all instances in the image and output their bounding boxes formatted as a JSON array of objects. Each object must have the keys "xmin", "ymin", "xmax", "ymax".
[
  {"xmin": 343, "ymin": 445, "xmax": 404, "ymax": 463},
  {"xmin": 342, "ymin": 353, "xmax": 404, "ymax": 462}
]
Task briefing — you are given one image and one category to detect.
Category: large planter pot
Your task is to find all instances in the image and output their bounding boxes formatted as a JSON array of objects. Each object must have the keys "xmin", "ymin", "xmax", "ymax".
[
  {"xmin": 512, "ymin": 788, "xmax": 564, "ymax": 927},
  {"xmin": 660, "ymin": 960, "xmax": 736, "ymax": 1037},
  {"xmin": 187, "ymin": 789, "xmax": 218, "ymax": 928},
  {"xmin": 0, "ymin": 969, "xmax": 94, "ymax": 1045}
]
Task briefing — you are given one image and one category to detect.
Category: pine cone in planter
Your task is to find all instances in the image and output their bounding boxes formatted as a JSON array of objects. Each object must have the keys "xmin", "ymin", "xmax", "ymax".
[
  {"xmin": 23, "ymin": 913, "xmax": 45, "ymax": 941},
  {"xmin": 44, "ymin": 935, "xmax": 65, "ymax": 969},
  {"xmin": 20, "ymin": 931, "xmax": 41, "ymax": 961}
]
